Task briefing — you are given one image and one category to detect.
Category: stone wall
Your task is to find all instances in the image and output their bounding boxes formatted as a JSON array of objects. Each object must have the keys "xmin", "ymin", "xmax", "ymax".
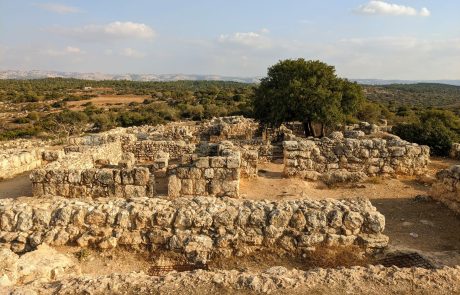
[
  {"xmin": 168, "ymin": 150, "xmax": 241, "ymax": 198},
  {"xmin": 123, "ymin": 140, "xmax": 196, "ymax": 162},
  {"xmin": 431, "ymin": 165, "xmax": 460, "ymax": 214},
  {"xmin": 0, "ymin": 149, "xmax": 44, "ymax": 179},
  {"xmin": 30, "ymin": 167, "xmax": 155, "ymax": 199},
  {"xmin": 240, "ymin": 149, "xmax": 258, "ymax": 178},
  {"xmin": 0, "ymin": 196, "xmax": 388, "ymax": 263},
  {"xmin": 201, "ymin": 116, "xmax": 260, "ymax": 142},
  {"xmin": 283, "ymin": 132, "xmax": 429, "ymax": 180}
]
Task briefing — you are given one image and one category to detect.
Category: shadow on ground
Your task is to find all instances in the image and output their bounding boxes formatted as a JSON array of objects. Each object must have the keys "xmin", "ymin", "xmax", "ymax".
[
  {"xmin": 371, "ymin": 197, "xmax": 460, "ymax": 266},
  {"xmin": 0, "ymin": 172, "xmax": 32, "ymax": 199}
]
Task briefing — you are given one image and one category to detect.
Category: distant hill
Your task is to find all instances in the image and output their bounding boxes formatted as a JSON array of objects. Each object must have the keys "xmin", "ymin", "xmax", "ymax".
[
  {"xmin": 363, "ymin": 83, "xmax": 460, "ymax": 108},
  {"xmin": 1, "ymin": 70, "xmax": 460, "ymax": 87},
  {"xmin": 354, "ymin": 79, "xmax": 460, "ymax": 87},
  {"xmin": 0, "ymin": 70, "xmax": 261, "ymax": 84}
]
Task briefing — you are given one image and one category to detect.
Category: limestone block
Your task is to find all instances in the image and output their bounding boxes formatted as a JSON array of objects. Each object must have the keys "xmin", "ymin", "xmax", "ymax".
[
  {"xmin": 210, "ymin": 157, "xmax": 226, "ymax": 168},
  {"xmin": 227, "ymin": 156, "xmax": 240, "ymax": 169},
  {"xmin": 195, "ymin": 157, "xmax": 209, "ymax": 168},
  {"xmin": 209, "ymin": 180, "xmax": 222, "ymax": 195},
  {"xmin": 189, "ymin": 168, "xmax": 202, "ymax": 179},
  {"xmin": 124, "ymin": 185, "xmax": 146, "ymax": 198},
  {"xmin": 181, "ymin": 179, "xmax": 194, "ymax": 195},
  {"xmin": 195, "ymin": 180, "xmax": 207, "ymax": 195},
  {"xmin": 134, "ymin": 168, "xmax": 149, "ymax": 185},
  {"xmin": 204, "ymin": 168, "xmax": 215, "ymax": 179},
  {"xmin": 168, "ymin": 175, "xmax": 181, "ymax": 197}
]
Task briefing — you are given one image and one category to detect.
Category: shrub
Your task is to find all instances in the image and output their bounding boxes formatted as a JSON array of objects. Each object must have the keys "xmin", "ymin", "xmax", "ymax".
[{"xmin": 393, "ymin": 118, "xmax": 458, "ymax": 156}]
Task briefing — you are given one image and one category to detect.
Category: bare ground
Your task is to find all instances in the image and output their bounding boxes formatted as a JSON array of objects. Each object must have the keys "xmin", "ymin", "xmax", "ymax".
[
  {"xmin": 67, "ymin": 95, "xmax": 151, "ymax": 110},
  {"xmin": 240, "ymin": 158, "xmax": 460, "ymax": 266},
  {"xmin": 0, "ymin": 172, "xmax": 32, "ymax": 199}
]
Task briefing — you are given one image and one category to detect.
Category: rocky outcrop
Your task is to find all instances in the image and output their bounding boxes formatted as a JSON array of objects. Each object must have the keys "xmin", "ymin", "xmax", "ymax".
[
  {"xmin": 0, "ymin": 196, "xmax": 387, "ymax": 263},
  {"xmin": 0, "ymin": 244, "xmax": 78, "ymax": 288}
]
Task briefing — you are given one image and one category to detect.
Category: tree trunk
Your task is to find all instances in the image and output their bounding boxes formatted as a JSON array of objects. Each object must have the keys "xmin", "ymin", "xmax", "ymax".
[
  {"xmin": 303, "ymin": 120, "xmax": 312, "ymax": 137},
  {"xmin": 320, "ymin": 123, "xmax": 326, "ymax": 137},
  {"xmin": 309, "ymin": 121, "xmax": 317, "ymax": 137}
]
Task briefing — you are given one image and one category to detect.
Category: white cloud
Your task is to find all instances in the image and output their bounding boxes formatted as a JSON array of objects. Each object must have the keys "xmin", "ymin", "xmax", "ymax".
[
  {"xmin": 51, "ymin": 21, "xmax": 155, "ymax": 42},
  {"xmin": 42, "ymin": 46, "xmax": 84, "ymax": 56},
  {"xmin": 355, "ymin": 1, "xmax": 431, "ymax": 17},
  {"xmin": 120, "ymin": 48, "xmax": 145, "ymax": 58},
  {"xmin": 420, "ymin": 7, "xmax": 431, "ymax": 17},
  {"xmin": 36, "ymin": 3, "xmax": 81, "ymax": 14},
  {"xmin": 218, "ymin": 29, "xmax": 272, "ymax": 49}
]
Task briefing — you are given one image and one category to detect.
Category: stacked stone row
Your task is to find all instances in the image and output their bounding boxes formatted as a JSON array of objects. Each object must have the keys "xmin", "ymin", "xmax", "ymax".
[
  {"xmin": 284, "ymin": 133, "xmax": 430, "ymax": 180},
  {"xmin": 30, "ymin": 168, "xmax": 154, "ymax": 199},
  {"xmin": 123, "ymin": 140, "xmax": 196, "ymax": 161},
  {"xmin": 0, "ymin": 196, "xmax": 388, "ymax": 263}
]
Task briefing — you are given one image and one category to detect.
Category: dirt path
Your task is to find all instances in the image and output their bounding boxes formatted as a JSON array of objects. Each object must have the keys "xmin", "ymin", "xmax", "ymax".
[
  {"xmin": 374, "ymin": 197, "xmax": 460, "ymax": 266},
  {"xmin": 0, "ymin": 172, "xmax": 32, "ymax": 199}
]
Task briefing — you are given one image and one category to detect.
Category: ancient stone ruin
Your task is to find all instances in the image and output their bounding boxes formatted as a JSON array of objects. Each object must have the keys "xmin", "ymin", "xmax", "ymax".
[
  {"xmin": 4, "ymin": 116, "xmax": 460, "ymax": 294},
  {"xmin": 18, "ymin": 116, "xmax": 430, "ymax": 200}
]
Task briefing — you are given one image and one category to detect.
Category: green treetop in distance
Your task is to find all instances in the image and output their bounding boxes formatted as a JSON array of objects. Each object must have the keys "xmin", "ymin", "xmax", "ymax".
[{"xmin": 253, "ymin": 58, "xmax": 364, "ymax": 137}]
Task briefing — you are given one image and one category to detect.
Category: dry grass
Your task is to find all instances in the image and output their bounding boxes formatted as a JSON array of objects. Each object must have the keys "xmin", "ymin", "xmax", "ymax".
[{"xmin": 303, "ymin": 246, "xmax": 370, "ymax": 269}]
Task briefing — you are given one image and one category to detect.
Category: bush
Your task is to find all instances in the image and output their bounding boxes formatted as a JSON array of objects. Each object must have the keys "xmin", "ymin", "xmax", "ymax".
[
  {"xmin": 393, "ymin": 119, "xmax": 458, "ymax": 156},
  {"xmin": 0, "ymin": 128, "xmax": 39, "ymax": 141},
  {"xmin": 91, "ymin": 113, "xmax": 115, "ymax": 132}
]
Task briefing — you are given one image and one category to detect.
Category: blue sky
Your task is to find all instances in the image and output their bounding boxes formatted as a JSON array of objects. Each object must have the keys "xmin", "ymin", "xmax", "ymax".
[{"xmin": 1, "ymin": 0, "xmax": 459, "ymax": 79}]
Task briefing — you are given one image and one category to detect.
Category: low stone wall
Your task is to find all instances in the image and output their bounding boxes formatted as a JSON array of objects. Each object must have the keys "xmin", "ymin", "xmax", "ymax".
[
  {"xmin": 0, "ymin": 149, "xmax": 44, "ymax": 179},
  {"xmin": 0, "ymin": 196, "xmax": 387, "ymax": 263},
  {"xmin": 123, "ymin": 140, "xmax": 196, "ymax": 161},
  {"xmin": 284, "ymin": 133, "xmax": 429, "ymax": 180},
  {"xmin": 431, "ymin": 165, "xmax": 460, "ymax": 214},
  {"xmin": 30, "ymin": 167, "xmax": 155, "ymax": 199}
]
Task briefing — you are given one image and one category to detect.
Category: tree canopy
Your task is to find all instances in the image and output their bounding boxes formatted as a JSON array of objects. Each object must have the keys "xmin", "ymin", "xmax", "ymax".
[{"xmin": 253, "ymin": 59, "xmax": 364, "ymax": 137}]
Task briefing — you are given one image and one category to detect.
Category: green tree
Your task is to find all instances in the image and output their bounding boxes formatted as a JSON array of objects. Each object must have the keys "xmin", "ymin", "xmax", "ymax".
[{"xmin": 253, "ymin": 59, "xmax": 364, "ymax": 137}]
